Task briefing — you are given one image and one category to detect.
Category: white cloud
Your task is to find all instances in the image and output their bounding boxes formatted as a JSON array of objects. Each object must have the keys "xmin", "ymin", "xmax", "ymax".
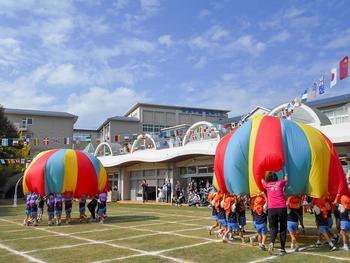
[
  {"xmin": 121, "ymin": 0, "xmax": 161, "ymax": 31},
  {"xmin": 284, "ymin": 7, "xmax": 305, "ymax": 19},
  {"xmin": 140, "ymin": 0, "xmax": 160, "ymax": 13},
  {"xmin": 226, "ymin": 35, "xmax": 266, "ymax": 56},
  {"xmin": 64, "ymin": 86, "xmax": 148, "ymax": 127},
  {"xmin": 114, "ymin": 0, "xmax": 130, "ymax": 10},
  {"xmin": 198, "ymin": 9, "xmax": 211, "ymax": 19},
  {"xmin": 158, "ymin": 35, "xmax": 173, "ymax": 47},
  {"xmin": 0, "ymin": 38, "xmax": 21, "ymax": 65},
  {"xmin": 208, "ymin": 26, "xmax": 230, "ymax": 41},
  {"xmin": 0, "ymin": 70, "xmax": 55, "ymax": 109},
  {"xmin": 40, "ymin": 17, "xmax": 74, "ymax": 46},
  {"xmin": 121, "ymin": 38, "xmax": 156, "ymax": 54},
  {"xmin": 189, "ymin": 36, "xmax": 212, "ymax": 49},
  {"xmin": 94, "ymin": 38, "xmax": 156, "ymax": 60},
  {"xmin": 325, "ymin": 28, "xmax": 350, "ymax": 49},
  {"xmin": 269, "ymin": 30, "xmax": 291, "ymax": 43},
  {"xmin": 193, "ymin": 56, "xmax": 207, "ymax": 69},
  {"xmin": 46, "ymin": 63, "xmax": 86, "ymax": 85}
]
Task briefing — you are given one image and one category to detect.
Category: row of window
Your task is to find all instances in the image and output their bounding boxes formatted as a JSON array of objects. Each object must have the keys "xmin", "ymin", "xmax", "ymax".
[
  {"xmin": 20, "ymin": 118, "xmax": 33, "ymax": 128},
  {"xmin": 179, "ymin": 166, "xmax": 214, "ymax": 175},
  {"xmin": 142, "ymin": 124, "xmax": 167, "ymax": 133},
  {"xmin": 323, "ymin": 105, "xmax": 350, "ymax": 125}
]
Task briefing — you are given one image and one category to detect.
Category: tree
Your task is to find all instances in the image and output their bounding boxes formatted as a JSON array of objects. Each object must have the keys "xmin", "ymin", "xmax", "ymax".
[
  {"xmin": 0, "ymin": 105, "xmax": 18, "ymax": 138},
  {"xmin": 0, "ymin": 104, "xmax": 30, "ymax": 172}
]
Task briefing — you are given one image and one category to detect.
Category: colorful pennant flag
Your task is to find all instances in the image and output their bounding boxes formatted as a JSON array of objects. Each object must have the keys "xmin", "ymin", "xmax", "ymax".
[
  {"xmin": 318, "ymin": 75, "xmax": 325, "ymax": 95},
  {"xmin": 301, "ymin": 89, "xmax": 308, "ymax": 103},
  {"xmin": 330, "ymin": 68, "xmax": 337, "ymax": 88},
  {"xmin": 33, "ymin": 137, "xmax": 39, "ymax": 145},
  {"xmin": 340, "ymin": 56, "xmax": 349, "ymax": 80},
  {"xmin": 1, "ymin": 138, "xmax": 8, "ymax": 146},
  {"xmin": 309, "ymin": 82, "xmax": 317, "ymax": 99},
  {"xmin": 64, "ymin": 137, "xmax": 70, "ymax": 145},
  {"xmin": 43, "ymin": 137, "xmax": 49, "ymax": 145}
]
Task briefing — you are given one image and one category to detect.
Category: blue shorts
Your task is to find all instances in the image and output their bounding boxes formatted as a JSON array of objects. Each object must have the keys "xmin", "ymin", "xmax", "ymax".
[
  {"xmin": 340, "ymin": 220, "xmax": 350, "ymax": 231},
  {"xmin": 239, "ymin": 216, "xmax": 246, "ymax": 226},
  {"xmin": 65, "ymin": 208, "xmax": 72, "ymax": 214},
  {"xmin": 219, "ymin": 219, "xmax": 227, "ymax": 227},
  {"xmin": 227, "ymin": 222, "xmax": 239, "ymax": 232},
  {"xmin": 31, "ymin": 211, "xmax": 37, "ymax": 217},
  {"xmin": 319, "ymin": 225, "xmax": 329, "ymax": 234},
  {"xmin": 212, "ymin": 215, "xmax": 218, "ymax": 221},
  {"xmin": 55, "ymin": 210, "xmax": 62, "ymax": 216},
  {"xmin": 38, "ymin": 207, "xmax": 43, "ymax": 213},
  {"xmin": 328, "ymin": 217, "xmax": 333, "ymax": 228},
  {"xmin": 25, "ymin": 209, "xmax": 31, "ymax": 215},
  {"xmin": 48, "ymin": 210, "xmax": 54, "ymax": 216},
  {"xmin": 254, "ymin": 222, "xmax": 267, "ymax": 235},
  {"xmin": 98, "ymin": 207, "xmax": 106, "ymax": 216},
  {"xmin": 287, "ymin": 221, "xmax": 298, "ymax": 233},
  {"xmin": 79, "ymin": 207, "xmax": 85, "ymax": 213}
]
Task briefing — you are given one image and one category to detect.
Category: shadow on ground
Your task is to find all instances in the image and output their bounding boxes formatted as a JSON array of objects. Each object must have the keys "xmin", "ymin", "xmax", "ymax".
[{"xmin": 105, "ymin": 215, "xmax": 160, "ymax": 223}]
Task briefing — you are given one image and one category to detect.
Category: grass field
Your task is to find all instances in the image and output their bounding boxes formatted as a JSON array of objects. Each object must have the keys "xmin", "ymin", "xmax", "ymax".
[{"xmin": 0, "ymin": 200, "xmax": 349, "ymax": 263}]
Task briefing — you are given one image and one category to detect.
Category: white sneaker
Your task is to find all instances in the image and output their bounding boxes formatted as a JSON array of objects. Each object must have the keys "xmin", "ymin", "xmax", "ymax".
[
  {"xmin": 249, "ymin": 236, "xmax": 255, "ymax": 245},
  {"xmin": 207, "ymin": 226, "xmax": 212, "ymax": 235},
  {"xmin": 268, "ymin": 243, "xmax": 274, "ymax": 255},
  {"xmin": 339, "ymin": 245, "xmax": 349, "ymax": 251}
]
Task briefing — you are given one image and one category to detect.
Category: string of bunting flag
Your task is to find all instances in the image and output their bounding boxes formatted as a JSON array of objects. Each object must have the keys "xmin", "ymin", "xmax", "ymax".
[
  {"xmin": 279, "ymin": 55, "xmax": 348, "ymax": 119},
  {"xmin": 0, "ymin": 158, "xmax": 31, "ymax": 166}
]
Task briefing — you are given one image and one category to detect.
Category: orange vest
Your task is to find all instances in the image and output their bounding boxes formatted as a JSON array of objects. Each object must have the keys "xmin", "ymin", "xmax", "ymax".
[
  {"xmin": 253, "ymin": 196, "xmax": 265, "ymax": 215},
  {"xmin": 214, "ymin": 192, "xmax": 224, "ymax": 212},
  {"xmin": 341, "ymin": 195, "xmax": 350, "ymax": 210},
  {"xmin": 208, "ymin": 192, "xmax": 216, "ymax": 202},
  {"xmin": 224, "ymin": 195, "xmax": 237, "ymax": 216},
  {"xmin": 287, "ymin": 196, "xmax": 301, "ymax": 209}
]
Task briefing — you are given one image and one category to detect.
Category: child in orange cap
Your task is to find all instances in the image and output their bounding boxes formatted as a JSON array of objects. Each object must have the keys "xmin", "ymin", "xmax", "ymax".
[
  {"xmin": 335, "ymin": 194, "xmax": 350, "ymax": 250},
  {"xmin": 207, "ymin": 191, "xmax": 219, "ymax": 235},
  {"xmin": 250, "ymin": 193, "xmax": 268, "ymax": 250},
  {"xmin": 287, "ymin": 196, "xmax": 302, "ymax": 251},
  {"xmin": 222, "ymin": 194, "xmax": 244, "ymax": 243}
]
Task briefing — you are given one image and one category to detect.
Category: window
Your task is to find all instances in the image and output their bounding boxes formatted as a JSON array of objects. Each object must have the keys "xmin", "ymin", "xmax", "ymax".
[
  {"xmin": 323, "ymin": 106, "xmax": 350, "ymax": 124},
  {"xmin": 27, "ymin": 118, "xmax": 33, "ymax": 125},
  {"xmin": 187, "ymin": 166, "xmax": 196, "ymax": 174},
  {"xmin": 21, "ymin": 119, "xmax": 27, "ymax": 129},
  {"xmin": 24, "ymin": 133, "xmax": 33, "ymax": 139},
  {"xmin": 198, "ymin": 167, "xmax": 208, "ymax": 174},
  {"xmin": 142, "ymin": 124, "xmax": 154, "ymax": 133}
]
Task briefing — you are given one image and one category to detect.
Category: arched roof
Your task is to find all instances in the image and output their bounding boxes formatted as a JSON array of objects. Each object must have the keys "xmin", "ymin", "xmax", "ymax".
[
  {"xmin": 94, "ymin": 142, "xmax": 123, "ymax": 157},
  {"xmin": 130, "ymin": 133, "xmax": 157, "ymax": 153},
  {"xmin": 269, "ymin": 103, "xmax": 331, "ymax": 127},
  {"xmin": 182, "ymin": 121, "xmax": 220, "ymax": 146}
]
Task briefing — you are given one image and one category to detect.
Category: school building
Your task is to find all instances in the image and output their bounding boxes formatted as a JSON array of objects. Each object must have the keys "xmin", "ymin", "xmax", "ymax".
[{"xmin": 97, "ymin": 94, "xmax": 350, "ymax": 201}]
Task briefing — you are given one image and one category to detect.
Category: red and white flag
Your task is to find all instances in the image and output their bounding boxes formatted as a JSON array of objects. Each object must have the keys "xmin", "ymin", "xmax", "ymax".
[
  {"xmin": 330, "ymin": 68, "xmax": 337, "ymax": 88},
  {"xmin": 340, "ymin": 56, "xmax": 348, "ymax": 80},
  {"xmin": 43, "ymin": 137, "xmax": 49, "ymax": 145}
]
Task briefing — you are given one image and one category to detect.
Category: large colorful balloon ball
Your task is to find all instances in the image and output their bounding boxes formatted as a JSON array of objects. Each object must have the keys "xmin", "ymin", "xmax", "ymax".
[
  {"xmin": 23, "ymin": 149, "xmax": 108, "ymax": 198},
  {"xmin": 214, "ymin": 115, "xmax": 350, "ymax": 199}
]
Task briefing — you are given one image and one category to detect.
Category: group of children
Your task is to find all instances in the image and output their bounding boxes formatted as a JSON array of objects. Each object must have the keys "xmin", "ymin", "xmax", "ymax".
[
  {"xmin": 207, "ymin": 191, "xmax": 350, "ymax": 253},
  {"xmin": 24, "ymin": 192, "xmax": 108, "ymax": 226}
]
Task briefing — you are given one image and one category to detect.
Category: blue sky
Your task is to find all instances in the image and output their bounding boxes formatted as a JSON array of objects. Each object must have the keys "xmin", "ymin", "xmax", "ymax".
[{"xmin": 0, "ymin": 0, "xmax": 349, "ymax": 128}]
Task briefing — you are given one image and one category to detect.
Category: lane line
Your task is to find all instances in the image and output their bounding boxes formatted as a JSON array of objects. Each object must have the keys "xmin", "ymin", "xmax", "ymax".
[{"xmin": 0, "ymin": 242, "xmax": 45, "ymax": 263}]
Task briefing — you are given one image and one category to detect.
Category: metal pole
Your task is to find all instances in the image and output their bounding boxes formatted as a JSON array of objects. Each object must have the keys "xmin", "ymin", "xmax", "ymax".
[{"xmin": 13, "ymin": 175, "xmax": 23, "ymax": 208}]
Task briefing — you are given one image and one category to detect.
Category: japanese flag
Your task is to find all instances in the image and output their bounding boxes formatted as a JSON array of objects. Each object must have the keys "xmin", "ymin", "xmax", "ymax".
[{"xmin": 330, "ymin": 68, "xmax": 337, "ymax": 88}]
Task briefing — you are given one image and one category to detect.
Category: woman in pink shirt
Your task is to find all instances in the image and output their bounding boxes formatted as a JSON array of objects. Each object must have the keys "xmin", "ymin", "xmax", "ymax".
[{"xmin": 261, "ymin": 172, "xmax": 288, "ymax": 256}]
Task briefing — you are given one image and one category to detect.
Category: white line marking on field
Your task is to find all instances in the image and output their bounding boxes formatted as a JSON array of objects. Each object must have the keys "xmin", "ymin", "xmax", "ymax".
[
  {"xmin": 302, "ymin": 252, "xmax": 350, "ymax": 261},
  {"xmin": 247, "ymin": 256, "xmax": 278, "ymax": 263},
  {"xmin": 0, "ymin": 242, "xmax": 45, "ymax": 263},
  {"xmin": 5, "ymin": 229, "xmax": 32, "ymax": 233},
  {"xmin": 1, "ymin": 234, "xmax": 60, "ymax": 242},
  {"xmin": 22, "ymin": 242, "xmax": 91, "ymax": 254}
]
